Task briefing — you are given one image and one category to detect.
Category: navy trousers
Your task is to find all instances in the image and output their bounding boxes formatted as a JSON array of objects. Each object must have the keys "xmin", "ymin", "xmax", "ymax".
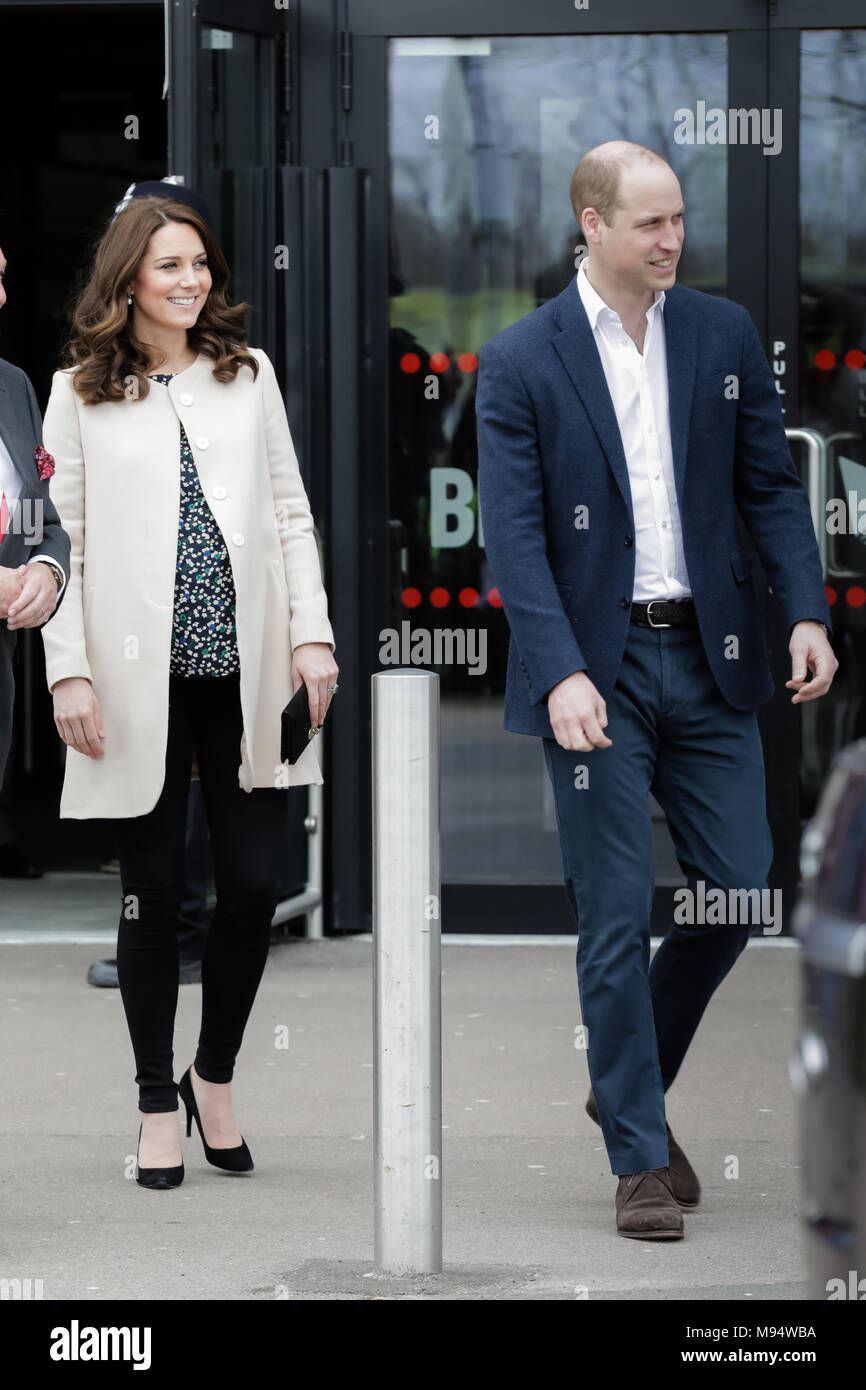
[{"xmin": 542, "ymin": 621, "xmax": 774, "ymax": 1175}]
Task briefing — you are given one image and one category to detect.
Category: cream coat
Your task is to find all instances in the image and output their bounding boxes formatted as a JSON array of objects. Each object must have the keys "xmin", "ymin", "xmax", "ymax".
[{"xmin": 40, "ymin": 348, "xmax": 335, "ymax": 818}]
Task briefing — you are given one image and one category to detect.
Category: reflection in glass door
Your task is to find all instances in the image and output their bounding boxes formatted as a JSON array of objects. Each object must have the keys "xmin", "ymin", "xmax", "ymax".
[
  {"xmin": 388, "ymin": 34, "xmax": 728, "ymax": 897},
  {"xmin": 798, "ymin": 28, "xmax": 866, "ymax": 818}
]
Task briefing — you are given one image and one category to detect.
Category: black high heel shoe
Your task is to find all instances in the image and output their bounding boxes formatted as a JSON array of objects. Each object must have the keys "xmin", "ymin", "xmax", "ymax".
[
  {"xmin": 135, "ymin": 1122, "xmax": 184, "ymax": 1189},
  {"xmin": 178, "ymin": 1066, "xmax": 254, "ymax": 1173}
]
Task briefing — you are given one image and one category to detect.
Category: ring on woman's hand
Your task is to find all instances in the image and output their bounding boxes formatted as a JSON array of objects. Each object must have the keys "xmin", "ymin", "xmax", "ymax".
[{"xmin": 329, "ymin": 683, "xmax": 339, "ymax": 693}]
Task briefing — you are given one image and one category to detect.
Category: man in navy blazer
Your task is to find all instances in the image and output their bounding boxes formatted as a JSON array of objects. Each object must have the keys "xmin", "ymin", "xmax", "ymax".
[
  {"xmin": 476, "ymin": 142, "xmax": 836, "ymax": 1241},
  {"xmin": 0, "ymin": 243, "xmax": 70, "ymax": 787}
]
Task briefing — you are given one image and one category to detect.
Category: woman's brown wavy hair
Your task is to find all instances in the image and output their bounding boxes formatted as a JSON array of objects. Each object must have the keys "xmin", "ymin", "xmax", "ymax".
[{"xmin": 63, "ymin": 194, "xmax": 259, "ymax": 404}]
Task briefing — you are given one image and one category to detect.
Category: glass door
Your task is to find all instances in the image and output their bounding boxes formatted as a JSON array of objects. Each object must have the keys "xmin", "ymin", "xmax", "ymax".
[
  {"xmin": 389, "ymin": 32, "xmax": 729, "ymax": 925},
  {"xmin": 347, "ymin": 1, "xmax": 780, "ymax": 930},
  {"xmin": 787, "ymin": 16, "xmax": 866, "ymax": 816},
  {"xmin": 758, "ymin": 4, "xmax": 866, "ymax": 927}
]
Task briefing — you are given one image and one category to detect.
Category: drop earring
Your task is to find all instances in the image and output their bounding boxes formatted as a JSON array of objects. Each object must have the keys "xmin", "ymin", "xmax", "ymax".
[{"xmin": 127, "ymin": 293, "xmax": 133, "ymax": 306}]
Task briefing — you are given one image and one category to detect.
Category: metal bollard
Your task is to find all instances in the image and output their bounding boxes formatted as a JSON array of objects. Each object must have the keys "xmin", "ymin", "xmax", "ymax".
[{"xmin": 372, "ymin": 668, "xmax": 442, "ymax": 1273}]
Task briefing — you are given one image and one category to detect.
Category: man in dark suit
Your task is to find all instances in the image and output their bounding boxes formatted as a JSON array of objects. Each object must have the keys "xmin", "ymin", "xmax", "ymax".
[
  {"xmin": 0, "ymin": 243, "xmax": 70, "ymax": 789},
  {"xmin": 475, "ymin": 141, "xmax": 837, "ymax": 1241}
]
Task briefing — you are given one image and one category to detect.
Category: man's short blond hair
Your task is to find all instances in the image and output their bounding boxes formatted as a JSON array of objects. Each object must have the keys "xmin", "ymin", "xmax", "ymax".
[{"xmin": 570, "ymin": 141, "xmax": 670, "ymax": 228}]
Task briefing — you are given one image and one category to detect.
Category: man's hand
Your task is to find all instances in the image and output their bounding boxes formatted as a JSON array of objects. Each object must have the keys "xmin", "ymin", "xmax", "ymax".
[
  {"xmin": 52, "ymin": 677, "xmax": 104, "ymax": 759},
  {"xmin": 547, "ymin": 669, "xmax": 613, "ymax": 750},
  {"xmin": 291, "ymin": 641, "xmax": 339, "ymax": 729},
  {"xmin": 0, "ymin": 564, "xmax": 27, "ymax": 619},
  {"xmin": 5, "ymin": 561, "xmax": 58, "ymax": 629},
  {"xmin": 785, "ymin": 621, "xmax": 838, "ymax": 704}
]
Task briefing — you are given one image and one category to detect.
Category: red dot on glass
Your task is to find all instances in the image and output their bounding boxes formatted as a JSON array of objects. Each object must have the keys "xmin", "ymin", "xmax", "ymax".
[
  {"xmin": 815, "ymin": 350, "xmax": 836, "ymax": 371},
  {"xmin": 458, "ymin": 587, "xmax": 479, "ymax": 607},
  {"xmin": 400, "ymin": 352, "xmax": 421, "ymax": 374},
  {"xmin": 429, "ymin": 353, "xmax": 449, "ymax": 374},
  {"xmin": 846, "ymin": 586, "xmax": 866, "ymax": 608},
  {"xmin": 402, "ymin": 587, "xmax": 422, "ymax": 608},
  {"xmin": 844, "ymin": 349, "xmax": 866, "ymax": 370},
  {"xmin": 487, "ymin": 588, "xmax": 503, "ymax": 608},
  {"xmin": 458, "ymin": 352, "xmax": 478, "ymax": 373},
  {"xmin": 826, "ymin": 585, "xmax": 837, "ymax": 607},
  {"xmin": 430, "ymin": 587, "xmax": 450, "ymax": 608}
]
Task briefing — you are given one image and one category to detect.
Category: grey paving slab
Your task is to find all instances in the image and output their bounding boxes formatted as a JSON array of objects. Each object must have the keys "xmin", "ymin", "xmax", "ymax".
[{"xmin": 0, "ymin": 936, "xmax": 812, "ymax": 1301}]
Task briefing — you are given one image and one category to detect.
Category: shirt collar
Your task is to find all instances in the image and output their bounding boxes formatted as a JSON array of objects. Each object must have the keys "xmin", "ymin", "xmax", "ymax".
[{"xmin": 576, "ymin": 257, "xmax": 665, "ymax": 332}]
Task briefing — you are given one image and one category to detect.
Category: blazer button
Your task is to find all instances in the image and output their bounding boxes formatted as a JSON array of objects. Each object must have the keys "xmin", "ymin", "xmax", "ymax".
[
  {"xmin": 624, "ymin": 534, "xmax": 633, "ymax": 546},
  {"xmin": 179, "ymin": 392, "xmax": 194, "ymax": 406},
  {"xmin": 195, "ymin": 435, "xmax": 210, "ymax": 449},
  {"xmin": 620, "ymin": 596, "xmax": 630, "ymax": 608},
  {"xmin": 212, "ymin": 486, "xmax": 227, "ymax": 500},
  {"xmin": 231, "ymin": 532, "xmax": 245, "ymax": 546}
]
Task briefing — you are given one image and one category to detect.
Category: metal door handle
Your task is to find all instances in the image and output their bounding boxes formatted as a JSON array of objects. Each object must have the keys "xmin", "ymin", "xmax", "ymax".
[{"xmin": 786, "ymin": 427, "xmax": 828, "ymax": 573}]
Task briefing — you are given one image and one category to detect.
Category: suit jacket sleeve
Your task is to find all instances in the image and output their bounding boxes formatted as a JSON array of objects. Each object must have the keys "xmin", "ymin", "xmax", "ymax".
[
  {"xmin": 255, "ymin": 349, "xmax": 335, "ymax": 653},
  {"xmin": 733, "ymin": 311, "xmax": 832, "ymax": 638},
  {"xmin": 39, "ymin": 370, "xmax": 94, "ymax": 691},
  {"xmin": 476, "ymin": 338, "xmax": 587, "ymax": 705},
  {"xmin": 24, "ymin": 371, "xmax": 70, "ymax": 612}
]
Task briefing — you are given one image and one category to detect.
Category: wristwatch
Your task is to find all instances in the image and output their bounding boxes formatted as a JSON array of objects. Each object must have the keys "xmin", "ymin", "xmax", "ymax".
[{"xmin": 39, "ymin": 562, "xmax": 63, "ymax": 591}]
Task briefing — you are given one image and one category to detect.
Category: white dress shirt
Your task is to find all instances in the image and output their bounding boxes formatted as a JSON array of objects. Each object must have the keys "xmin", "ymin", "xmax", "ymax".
[
  {"xmin": 0, "ymin": 430, "xmax": 66, "ymax": 598},
  {"xmin": 576, "ymin": 258, "xmax": 692, "ymax": 602}
]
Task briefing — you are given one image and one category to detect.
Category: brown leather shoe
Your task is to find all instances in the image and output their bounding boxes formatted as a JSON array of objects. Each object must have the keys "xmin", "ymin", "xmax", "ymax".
[
  {"xmin": 615, "ymin": 1166, "xmax": 684, "ymax": 1239},
  {"xmin": 586, "ymin": 1087, "xmax": 701, "ymax": 1208}
]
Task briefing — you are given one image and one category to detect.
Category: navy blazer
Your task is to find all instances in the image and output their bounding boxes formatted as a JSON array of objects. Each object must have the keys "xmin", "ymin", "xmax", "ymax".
[{"xmin": 475, "ymin": 277, "xmax": 831, "ymax": 738}]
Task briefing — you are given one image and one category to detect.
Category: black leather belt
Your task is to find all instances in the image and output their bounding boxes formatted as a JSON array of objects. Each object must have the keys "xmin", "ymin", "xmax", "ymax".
[{"xmin": 630, "ymin": 598, "xmax": 698, "ymax": 629}]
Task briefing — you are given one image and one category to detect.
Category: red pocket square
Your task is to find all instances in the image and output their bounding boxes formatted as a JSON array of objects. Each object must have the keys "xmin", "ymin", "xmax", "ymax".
[{"xmin": 35, "ymin": 444, "xmax": 55, "ymax": 480}]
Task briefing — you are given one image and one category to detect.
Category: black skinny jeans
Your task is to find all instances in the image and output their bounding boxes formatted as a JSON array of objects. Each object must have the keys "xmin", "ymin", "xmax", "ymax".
[{"xmin": 115, "ymin": 672, "xmax": 289, "ymax": 1112}]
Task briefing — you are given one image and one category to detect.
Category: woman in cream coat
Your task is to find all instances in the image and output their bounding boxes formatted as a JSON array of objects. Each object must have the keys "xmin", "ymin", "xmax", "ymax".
[{"xmin": 40, "ymin": 187, "xmax": 338, "ymax": 1188}]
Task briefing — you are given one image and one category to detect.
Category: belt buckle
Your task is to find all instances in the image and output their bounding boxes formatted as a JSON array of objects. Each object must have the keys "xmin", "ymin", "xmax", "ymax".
[{"xmin": 646, "ymin": 600, "xmax": 671, "ymax": 629}]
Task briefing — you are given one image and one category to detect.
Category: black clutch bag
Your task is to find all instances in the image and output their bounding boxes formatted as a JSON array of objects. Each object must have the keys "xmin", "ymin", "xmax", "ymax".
[{"xmin": 280, "ymin": 682, "xmax": 321, "ymax": 765}]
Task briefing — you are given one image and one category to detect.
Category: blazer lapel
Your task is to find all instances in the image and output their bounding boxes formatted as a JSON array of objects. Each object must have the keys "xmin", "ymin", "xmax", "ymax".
[
  {"xmin": 661, "ymin": 284, "xmax": 699, "ymax": 513},
  {"xmin": 552, "ymin": 279, "xmax": 633, "ymax": 518}
]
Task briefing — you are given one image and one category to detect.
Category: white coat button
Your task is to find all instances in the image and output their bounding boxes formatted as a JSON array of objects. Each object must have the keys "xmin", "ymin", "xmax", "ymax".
[
  {"xmin": 212, "ymin": 486, "xmax": 227, "ymax": 500},
  {"xmin": 179, "ymin": 392, "xmax": 194, "ymax": 406},
  {"xmin": 195, "ymin": 435, "xmax": 209, "ymax": 449},
  {"xmin": 231, "ymin": 532, "xmax": 245, "ymax": 546}
]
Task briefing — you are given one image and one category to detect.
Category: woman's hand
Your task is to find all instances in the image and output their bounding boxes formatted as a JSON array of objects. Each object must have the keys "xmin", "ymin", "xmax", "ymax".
[
  {"xmin": 52, "ymin": 677, "xmax": 105, "ymax": 759},
  {"xmin": 291, "ymin": 643, "xmax": 339, "ymax": 729}
]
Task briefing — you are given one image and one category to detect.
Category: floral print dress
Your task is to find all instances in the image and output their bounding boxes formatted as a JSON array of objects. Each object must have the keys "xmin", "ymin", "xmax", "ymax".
[{"xmin": 149, "ymin": 372, "xmax": 240, "ymax": 677}]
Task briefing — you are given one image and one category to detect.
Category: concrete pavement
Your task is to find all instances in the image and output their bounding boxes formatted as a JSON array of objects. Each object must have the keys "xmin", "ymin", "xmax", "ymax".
[{"xmin": 0, "ymin": 931, "xmax": 809, "ymax": 1300}]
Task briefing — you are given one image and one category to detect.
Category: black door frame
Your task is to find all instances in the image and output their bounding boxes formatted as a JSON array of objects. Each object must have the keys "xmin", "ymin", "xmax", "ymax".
[
  {"xmin": 171, "ymin": 0, "xmax": 373, "ymax": 933},
  {"xmin": 168, "ymin": 0, "xmax": 328, "ymax": 910}
]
